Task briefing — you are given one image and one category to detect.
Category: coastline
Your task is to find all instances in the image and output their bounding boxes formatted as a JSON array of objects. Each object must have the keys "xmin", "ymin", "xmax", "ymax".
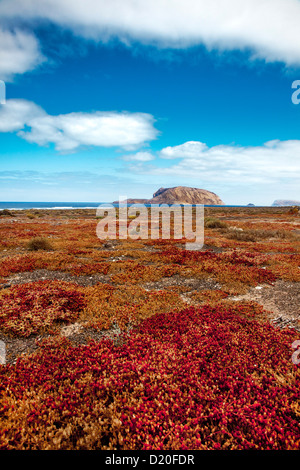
[{"xmin": 0, "ymin": 202, "xmax": 271, "ymax": 211}]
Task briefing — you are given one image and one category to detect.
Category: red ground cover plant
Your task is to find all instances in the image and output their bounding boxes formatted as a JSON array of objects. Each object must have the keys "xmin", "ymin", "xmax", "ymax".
[
  {"xmin": 0, "ymin": 280, "xmax": 86, "ymax": 337},
  {"xmin": 265, "ymin": 254, "xmax": 300, "ymax": 282},
  {"xmin": 82, "ymin": 283, "xmax": 188, "ymax": 330},
  {"xmin": 155, "ymin": 247, "xmax": 278, "ymax": 293},
  {"xmin": 0, "ymin": 254, "xmax": 37, "ymax": 277},
  {"xmin": 0, "ymin": 209, "xmax": 299, "ymax": 450},
  {"xmin": 0, "ymin": 304, "xmax": 299, "ymax": 450},
  {"xmin": 0, "ymin": 251, "xmax": 112, "ymax": 278}
]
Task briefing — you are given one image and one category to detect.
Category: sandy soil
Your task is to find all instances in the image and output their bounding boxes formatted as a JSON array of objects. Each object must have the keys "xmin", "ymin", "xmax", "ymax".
[
  {"xmin": 227, "ymin": 280, "xmax": 300, "ymax": 331},
  {"xmin": 5, "ymin": 268, "xmax": 111, "ymax": 287}
]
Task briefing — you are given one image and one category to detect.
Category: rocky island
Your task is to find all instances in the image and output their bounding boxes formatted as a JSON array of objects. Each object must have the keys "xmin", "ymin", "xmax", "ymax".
[
  {"xmin": 115, "ymin": 186, "xmax": 224, "ymax": 205},
  {"xmin": 272, "ymin": 200, "xmax": 300, "ymax": 207}
]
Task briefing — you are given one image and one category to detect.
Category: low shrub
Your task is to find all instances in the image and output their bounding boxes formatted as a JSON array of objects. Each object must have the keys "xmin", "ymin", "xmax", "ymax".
[
  {"xmin": 0, "ymin": 209, "xmax": 15, "ymax": 217},
  {"xmin": 224, "ymin": 229, "xmax": 288, "ymax": 242},
  {"xmin": 225, "ymin": 230, "xmax": 256, "ymax": 242},
  {"xmin": 25, "ymin": 211, "xmax": 36, "ymax": 219},
  {"xmin": 27, "ymin": 237, "xmax": 54, "ymax": 251},
  {"xmin": 204, "ymin": 217, "xmax": 228, "ymax": 229}
]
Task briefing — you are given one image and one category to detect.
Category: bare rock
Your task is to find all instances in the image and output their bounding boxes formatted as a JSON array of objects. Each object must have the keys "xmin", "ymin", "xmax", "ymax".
[{"xmin": 116, "ymin": 186, "xmax": 224, "ymax": 206}]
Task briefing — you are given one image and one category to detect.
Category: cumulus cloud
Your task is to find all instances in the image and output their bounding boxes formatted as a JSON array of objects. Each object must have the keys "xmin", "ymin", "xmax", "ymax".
[
  {"xmin": 0, "ymin": 99, "xmax": 45, "ymax": 132},
  {"xmin": 126, "ymin": 139, "xmax": 300, "ymax": 186},
  {"xmin": 0, "ymin": 28, "xmax": 44, "ymax": 80},
  {"xmin": 160, "ymin": 141, "xmax": 209, "ymax": 159},
  {"xmin": 122, "ymin": 151, "xmax": 155, "ymax": 162},
  {"xmin": 1, "ymin": 0, "xmax": 300, "ymax": 65},
  {"xmin": 0, "ymin": 99, "xmax": 158, "ymax": 151}
]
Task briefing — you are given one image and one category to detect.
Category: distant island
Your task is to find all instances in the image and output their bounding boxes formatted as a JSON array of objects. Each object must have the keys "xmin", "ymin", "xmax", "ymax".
[
  {"xmin": 272, "ymin": 200, "xmax": 300, "ymax": 207},
  {"xmin": 114, "ymin": 186, "xmax": 224, "ymax": 205}
]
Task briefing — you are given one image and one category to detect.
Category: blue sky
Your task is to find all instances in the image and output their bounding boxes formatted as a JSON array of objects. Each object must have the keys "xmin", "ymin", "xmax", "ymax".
[{"xmin": 0, "ymin": 0, "xmax": 300, "ymax": 205}]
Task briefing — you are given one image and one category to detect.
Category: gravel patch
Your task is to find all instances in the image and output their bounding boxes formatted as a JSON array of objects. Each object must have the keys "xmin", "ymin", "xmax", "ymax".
[
  {"xmin": 143, "ymin": 275, "xmax": 221, "ymax": 292},
  {"xmin": 227, "ymin": 280, "xmax": 300, "ymax": 331},
  {"xmin": 0, "ymin": 322, "xmax": 133, "ymax": 365},
  {"xmin": 2, "ymin": 269, "xmax": 111, "ymax": 287},
  {"xmin": 0, "ymin": 333, "xmax": 41, "ymax": 365}
]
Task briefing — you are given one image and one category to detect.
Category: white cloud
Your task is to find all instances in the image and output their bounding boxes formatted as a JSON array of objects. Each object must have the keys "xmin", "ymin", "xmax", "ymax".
[
  {"xmin": 122, "ymin": 151, "xmax": 155, "ymax": 162},
  {"xmin": 0, "ymin": 28, "xmax": 44, "ymax": 80},
  {"xmin": 1, "ymin": 0, "xmax": 300, "ymax": 65},
  {"xmin": 0, "ymin": 99, "xmax": 158, "ymax": 151},
  {"xmin": 160, "ymin": 141, "xmax": 208, "ymax": 159},
  {"xmin": 0, "ymin": 99, "xmax": 45, "ymax": 132},
  {"xmin": 126, "ymin": 139, "xmax": 300, "ymax": 187}
]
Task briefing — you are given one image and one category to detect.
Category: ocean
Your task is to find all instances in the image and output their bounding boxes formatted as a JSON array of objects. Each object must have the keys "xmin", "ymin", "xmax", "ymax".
[
  {"xmin": 0, "ymin": 202, "xmax": 106, "ymax": 210},
  {"xmin": 0, "ymin": 202, "xmax": 264, "ymax": 210}
]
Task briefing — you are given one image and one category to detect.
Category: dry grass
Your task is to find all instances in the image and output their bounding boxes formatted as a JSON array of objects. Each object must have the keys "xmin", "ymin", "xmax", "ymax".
[
  {"xmin": 224, "ymin": 228, "xmax": 293, "ymax": 242},
  {"xmin": 204, "ymin": 217, "xmax": 228, "ymax": 229},
  {"xmin": 27, "ymin": 237, "xmax": 54, "ymax": 252}
]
